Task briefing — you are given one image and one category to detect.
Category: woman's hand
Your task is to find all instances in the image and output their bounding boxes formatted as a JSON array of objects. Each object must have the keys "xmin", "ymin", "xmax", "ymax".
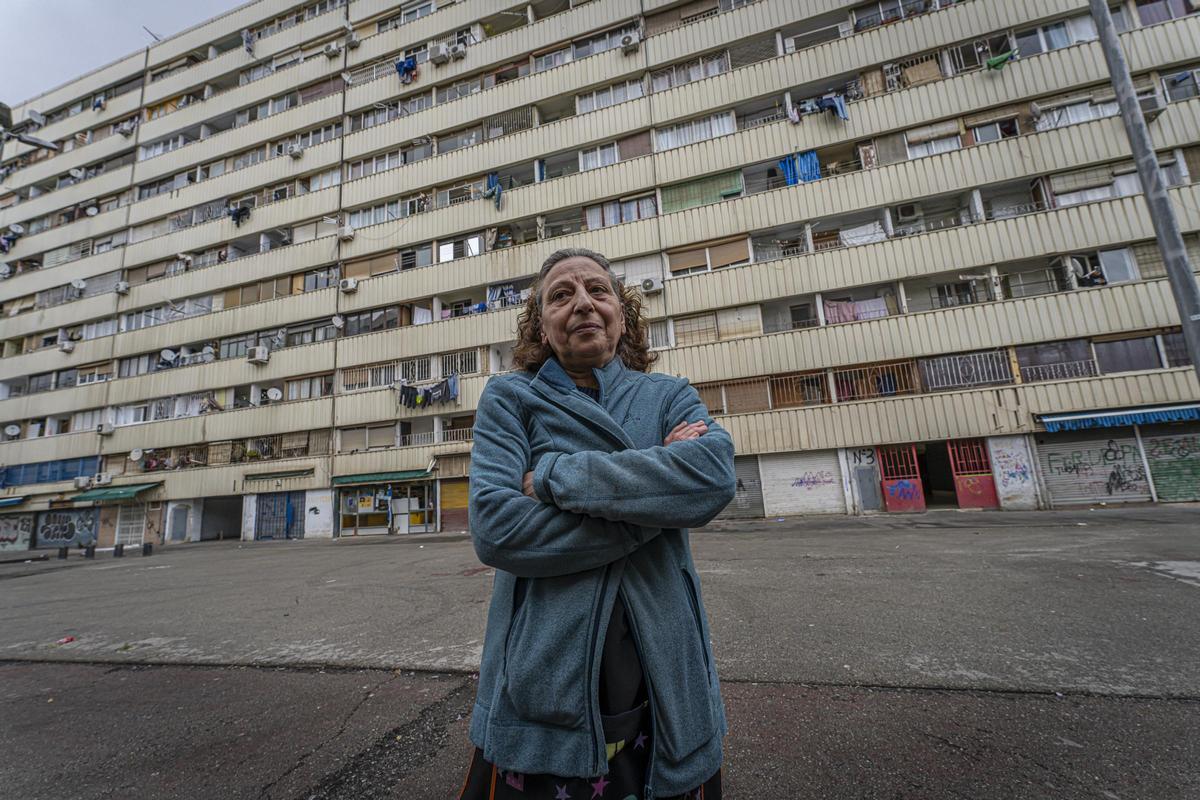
[
  {"xmin": 522, "ymin": 471, "xmax": 537, "ymax": 499},
  {"xmin": 664, "ymin": 420, "xmax": 708, "ymax": 445}
]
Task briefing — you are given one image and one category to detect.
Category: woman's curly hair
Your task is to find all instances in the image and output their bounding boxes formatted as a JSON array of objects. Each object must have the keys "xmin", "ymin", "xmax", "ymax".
[{"xmin": 512, "ymin": 247, "xmax": 658, "ymax": 373}]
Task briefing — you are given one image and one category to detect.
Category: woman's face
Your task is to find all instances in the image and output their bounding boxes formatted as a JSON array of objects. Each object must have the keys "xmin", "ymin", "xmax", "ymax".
[{"xmin": 538, "ymin": 256, "xmax": 625, "ymax": 374}]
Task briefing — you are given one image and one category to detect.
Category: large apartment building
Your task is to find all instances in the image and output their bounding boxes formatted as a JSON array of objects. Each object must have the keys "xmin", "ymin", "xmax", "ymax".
[{"xmin": 1, "ymin": 0, "xmax": 1199, "ymax": 550}]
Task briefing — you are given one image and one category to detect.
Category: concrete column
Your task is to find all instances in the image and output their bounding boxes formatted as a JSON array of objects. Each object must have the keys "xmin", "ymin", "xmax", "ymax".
[
  {"xmin": 433, "ymin": 416, "xmax": 444, "ymax": 444},
  {"xmin": 1174, "ymin": 147, "xmax": 1191, "ymax": 184},
  {"xmin": 803, "ymin": 222, "xmax": 814, "ymax": 253},
  {"xmin": 988, "ymin": 265, "xmax": 1003, "ymax": 301},
  {"xmin": 775, "ymin": 31, "xmax": 786, "ymax": 57},
  {"xmin": 826, "ymin": 370, "xmax": 839, "ymax": 403},
  {"xmin": 970, "ymin": 188, "xmax": 986, "ymax": 223},
  {"xmin": 814, "ymin": 292, "xmax": 826, "ymax": 326},
  {"xmin": 431, "ymin": 296, "xmax": 443, "ymax": 321},
  {"xmin": 895, "ymin": 282, "xmax": 908, "ymax": 314},
  {"xmin": 526, "ymin": 4, "xmax": 536, "ymax": 24},
  {"xmin": 880, "ymin": 208, "xmax": 894, "ymax": 237}
]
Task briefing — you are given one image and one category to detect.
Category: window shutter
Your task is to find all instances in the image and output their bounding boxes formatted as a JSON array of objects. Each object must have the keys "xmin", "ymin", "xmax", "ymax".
[
  {"xmin": 905, "ymin": 119, "xmax": 961, "ymax": 145},
  {"xmin": 874, "ymin": 132, "xmax": 908, "ymax": 166},
  {"xmin": 340, "ymin": 428, "xmax": 367, "ymax": 452},
  {"xmin": 723, "ymin": 378, "xmax": 771, "ymax": 413},
  {"xmin": 672, "ymin": 313, "xmax": 718, "ymax": 347},
  {"xmin": 708, "ymin": 237, "xmax": 750, "ymax": 269},
  {"xmin": 616, "ymin": 130, "xmax": 652, "ymax": 160},
  {"xmin": 1049, "ymin": 165, "xmax": 1115, "ymax": 194},
  {"xmin": 668, "ymin": 247, "xmax": 709, "ymax": 273},
  {"xmin": 660, "ymin": 170, "xmax": 743, "ymax": 213},
  {"xmin": 1132, "ymin": 241, "xmax": 1166, "ymax": 279},
  {"xmin": 366, "ymin": 424, "xmax": 395, "ymax": 449},
  {"xmin": 716, "ymin": 305, "xmax": 761, "ymax": 340}
]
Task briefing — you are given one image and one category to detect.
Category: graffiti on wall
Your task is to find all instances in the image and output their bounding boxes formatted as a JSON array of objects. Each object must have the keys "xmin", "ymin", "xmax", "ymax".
[
  {"xmin": 0, "ymin": 514, "xmax": 34, "ymax": 552},
  {"xmin": 1146, "ymin": 435, "xmax": 1197, "ymax": 461},
  {"xmin": 988, "ymin": 436, "xmax": 1037, "ymax": 510},
  {"xmin": 34, "ymin": 509, "xmax": 98, "ymax": 548},
  {"xmin": 1044, "ymin": 439, "xmax": 1149, "ymax": 498},
  {"xmin": 850, "ymin": 448, "xmax": 876, "ymax": 465},
  {"xmin": 791, "ymin": 471, "xmax": 836, "ymax": 490}
]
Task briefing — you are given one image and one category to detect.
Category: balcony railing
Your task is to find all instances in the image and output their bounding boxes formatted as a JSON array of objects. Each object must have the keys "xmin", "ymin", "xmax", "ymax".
[
  {"xmin": 1020, "ymin": 360, "xmax": 1100, "ymax": 383},
  {"xmin": 833, "ymin": 361, "xmax": 922, "ymax": 402}
]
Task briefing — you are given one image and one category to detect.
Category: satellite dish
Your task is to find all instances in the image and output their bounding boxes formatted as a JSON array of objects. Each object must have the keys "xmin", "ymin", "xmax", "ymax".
[
  {"xmin": 70, "ymin": 278, "xmax": 87, "ymax": 290},
  {"xmin": 331, "ymin": 315, "xmax": 345, "ymax": 329},
  {"xmin": 0, "ymin": 264, "xmax": 11, "ymax": 278},
  {"xmin": 275, "ymin": 328, "xmax": 287, "ymax": 339},
  {"xmin": 69, "ymin": 167, "xmax": 86, "ymax": 179},
  {"xmin": 201, "ymin": 350, "xmax": 216, "ymax": 363},
  {"xmin": 129, "ymin": 448, "xmax": 144, "ymax": 461},
  {"xmin": 266, "ymin": 387, "xmax": 283, "ymax": 401},
  {"xmin": 8, "ymin": 223, "xmax": 26, "ymax": 235},
  {"xmin": 160, "ymin": 348, "xmax": 177, "ymax": 362},
  {"xmin": 4, "ymin": 423, "xmax": 21, "ymax": 437},
  {"xmin": 84, "ymin": 206, "xmax": 100, "ymax": 217}
]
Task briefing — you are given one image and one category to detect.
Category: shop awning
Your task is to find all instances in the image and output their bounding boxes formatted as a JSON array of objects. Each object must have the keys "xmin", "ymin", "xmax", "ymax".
[
  {"xmin": 73, "ymin": 482, "xmax": 161, "ymax": 502},
  {"xmin": 244, "ymin": 468, "xmax": 315, "ymax": 481},
  {"xmin": 332, "ymin": 470, "xmax": 432, "ymax": 486},
  {"xmin": 1040, "ymin": 404, "xmax": 1200, "ymax": 432},
  {"xmin": 0, "ymin": 496, "xmax": 28, "ymax": 508}
]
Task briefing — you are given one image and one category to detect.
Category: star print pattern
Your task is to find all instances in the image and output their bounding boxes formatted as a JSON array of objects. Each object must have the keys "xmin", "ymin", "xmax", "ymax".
[
  {"xmin": 633, "ymin": 732, "xmax": 647, "ymax": 750},
  {"xmin": 590, "ymin": 776, "xmax": 609, "ymax": 798},
  {"xmin": 554, "ymin": 786, "xmax": 571, "ymax": 800}
]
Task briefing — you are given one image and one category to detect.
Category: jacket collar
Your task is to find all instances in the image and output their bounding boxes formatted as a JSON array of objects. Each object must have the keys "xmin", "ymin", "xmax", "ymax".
[
  {"xmin": 533, "ymin": 356, "xmax": 628, "ymax": 404},
  {"xmin": 530, "ymin": 357, "xmax": 634, "ymax": 449}
]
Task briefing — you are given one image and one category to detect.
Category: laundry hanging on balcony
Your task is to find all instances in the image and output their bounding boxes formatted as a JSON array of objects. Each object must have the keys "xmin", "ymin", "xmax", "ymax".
[
  {"xmin": 481, "ymin": 173, "xmax": 503, "ymax": 210},
  {"xmin": 242, "ymin": 29, "xmax": 254, "ymax": 55},
  {"xmin": 815, "ymin": 94, "xmax": 848, "ymax": 121},
  {"xmin": 797, "ymin": 150, "xmax": 822, "ymax": 182},
  {"xmin": 778, "ymin": 155, "xmax": 799, "ymax": 186},
  {"xmin": 986, "ymin": 50, "xmax": 1017, "ymax": 71},
  {"xmin": 396, "ymin": 56, "xmax": 419, "ymax": 84}
]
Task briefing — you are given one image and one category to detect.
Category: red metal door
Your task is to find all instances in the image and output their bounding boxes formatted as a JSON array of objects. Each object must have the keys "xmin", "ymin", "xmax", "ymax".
[
  {"xmin": 948, "ymin": 438, "xmax": 1000, "ymax": 509},
  {"xmin": 877, "ymin": 444, "xmax": 925, "ymax": 512}
]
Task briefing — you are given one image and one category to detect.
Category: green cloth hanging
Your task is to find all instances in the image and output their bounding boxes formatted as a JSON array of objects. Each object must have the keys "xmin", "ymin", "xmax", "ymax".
[{"xmin": 986, "ymin": 51, "xmax": 1016, "ymax": 71}]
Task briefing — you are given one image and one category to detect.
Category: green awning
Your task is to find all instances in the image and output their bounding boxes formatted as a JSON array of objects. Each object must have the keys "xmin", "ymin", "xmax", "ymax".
[
  {"xmin": 73, "ymin": 482, "xmax": 161, "ymax": 502},
  {"xmin": 0, "ymin": 496, "xmax": 28, "ymax": 508},
  {"xmin": 244, "ymin": 468, "xmax": 315, "ymax": 481},
  {"xmin": 332, "ymin": 470, "xmax": 431, "ymax": 486}
]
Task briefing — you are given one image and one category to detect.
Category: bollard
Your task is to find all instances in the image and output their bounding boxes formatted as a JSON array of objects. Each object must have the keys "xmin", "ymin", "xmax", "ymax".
[
  {"xmin": 142, "ymin": 543, "xmax": 153, "ymax": 557},
  {"xmin": 84, "ymin": 544, "xmax": 95, "ymax": 559},
  {"xmin": 57, "ymin": 547, "xmax": 68, "ymax": 560},
  {"xmin": 113, "ymin": 543, "xmax": 124, "ymax": 557}
]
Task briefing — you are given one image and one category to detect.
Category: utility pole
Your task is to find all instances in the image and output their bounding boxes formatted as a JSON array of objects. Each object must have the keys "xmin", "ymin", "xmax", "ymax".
[{"xmin": 1088, "ymin": 0, "xmax": 1200, "ymax": 382}]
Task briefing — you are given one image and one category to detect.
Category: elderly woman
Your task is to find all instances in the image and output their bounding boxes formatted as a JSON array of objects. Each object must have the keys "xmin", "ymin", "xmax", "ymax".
[{"xmin": 459, "ymin": 248, "xmax": 736, "ymax": 800}]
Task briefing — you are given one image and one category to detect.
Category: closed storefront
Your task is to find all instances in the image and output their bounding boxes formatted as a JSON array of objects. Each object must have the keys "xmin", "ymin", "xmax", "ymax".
[
  {"xmin": 255, "ymin": 491, "xmax": 307, "ymax": 540},
  {"xmin": 334, "ymin": 471, "xmax": 436, "ymax": 535},
  {"xmin": 0, "ymin": 512, "xmax": 34, "ymax": 552},
  {"xmin": 1035, "ymin": 431, "xmax": 1151, "ymax": 506},
  {"xmin": 1142, "ymin": 423, "xmax": 1200, "ymax": 502},
  {"xmin": 716, "ymin": 455, "xmax": 765, "ymax": 519},
  {"xmin": 760, "ymin": 451, "xmax": 846, "ymax": 516},
  {"xmin": 440, "ymin": 478, "xmax": 470, "ymax": 531},
  {"xmin": 34, "ymin": 507, "xmax": 99, "ymax": 548}
]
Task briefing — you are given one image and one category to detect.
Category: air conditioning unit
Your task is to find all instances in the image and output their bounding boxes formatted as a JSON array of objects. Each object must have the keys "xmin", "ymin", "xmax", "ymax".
[
  {"xmin": 895, "ymin": 203, "xmax": 922, "ymax": 223},
  {"xmin": 73, "ymin": 475, "xmax": 93, "ymax": 490},
  {"xmin": 117, "ymin": 121, "xmax": 136, "ymax": 137},
  {"xmin": 620, "ymin": 32, "xmax": 641, "ymax": 55},
  {"xmin": 58, "ymin": 340, "xmax": 76, "ymax": 353},
  {"xmin": 449, "ymin": 43, "xmax": 467, "ymax": 60},
  {"xmin": 114, "ymin": 281, "xmax": 130, "ymax": 295},
  {"xmin": 286, "ymin": 142, "xmax": 305, "ymax": 159},
  {"xmin": 338, "ymin": 277, "xmax": 359, "ymax": 293},
  {"xmin": 640, "ymin": 276, "xmax": 663, "ymax": 295},
  {"xmin": 323, "ymin": 42, "xmax": 342, "ymax": 58},
  {"xmin": 247, "ymin": 346, "xmax": 270, "ymax": 365},
  {"xmin": 338, "ymin": 225, "xmax": 355, "ymax": 242},
  {"xmin": 0, "ymin": 263, "xmax": 12, "ymax": 279},
  {"xmin": 430, "ymin": 43, "xmax": 451, "ymax": 65},
  {"xmin": 93, "ymin": 472, "xmax": 113, "ymax": 485},
  {"xmin": 1138, "ymin": 92, "xmax": 1166, "ymax": 122},
  {"xmin": 96, "ymin": 422, "xmax": 115, "ymax": 436},
  {"xmin": 345, "ymin": 32, "xmax": 360, "ymax": 49}
]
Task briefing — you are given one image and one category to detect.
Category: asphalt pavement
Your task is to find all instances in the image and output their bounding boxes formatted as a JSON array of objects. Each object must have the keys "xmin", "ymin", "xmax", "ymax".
[{"xmin": 2, "ymin": 506, "xmax": 1198, "ymax": 798}]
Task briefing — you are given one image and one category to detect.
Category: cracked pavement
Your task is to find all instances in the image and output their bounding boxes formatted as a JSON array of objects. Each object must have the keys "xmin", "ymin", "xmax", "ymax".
[{"xmin": 2, "ymin": 506, "xmax": 1199, "ymax": 798}]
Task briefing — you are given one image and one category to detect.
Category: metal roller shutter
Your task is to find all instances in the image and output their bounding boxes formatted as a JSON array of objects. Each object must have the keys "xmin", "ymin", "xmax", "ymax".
[
  {"xmin": 1035, "ymin": 431, "xmax": 1151, "ymax": 507},
  {"xmin": 716, "ymin": 456, "xmax": 764, "ymax": 519},
  {"xmin": 440, "ymin": 478, "xmax": 470, "ymax": 532},
  {"xmin": 760, "ymin": 451, "xmax": 846, "ymax": 516},
  {"xmin": 1142, "ymin": 424, "xmax": 1200, "ymax": 502}
]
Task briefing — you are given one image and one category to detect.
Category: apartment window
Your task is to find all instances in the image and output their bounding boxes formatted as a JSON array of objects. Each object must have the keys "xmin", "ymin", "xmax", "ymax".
[
  {"xmin": 232, "ymin": 146, "xmax": 267, "ymax": 171},
  {"xmin": 1014, "ymin": 15, "xmax": 1097, "ymax": 57},
  {"xmin": 76, "ymin": 363, "xmax": 113, "ymax": 385},
  {"xmin": 437, "ymin": 77, "xmax": 483, "ymax": 104},
  {"xmin": 348, "ymin": 200, "xmax": 401, "ymax": 228},
  {"xmin": 286, "ymin": 374, "xmax": 333, "ymax": 401},
  {"xmin": 1035, "ymin": 99, "xmax": 1119, "ymax": 132},
  {"xmin": 400, "ymin": 243, "xmax": 434, "ymax": 270},
  {"xmin": 650, "ymin": 53, "xmax": 729, "ymax": 92},
  {"xmin": 219, "ymin": 334, "xmax": 260, "ymax": 360},
  {"xmin": 672, "ymin": 313, "xmax": 719, "ymax": 347},
  {"xmin": 340, "ymin": 423, "xmax": 396, "ymax": 452},
  {"xmin": 585, "ymin": 195, "xmax": 656, "ymax": 229},
  {"xmin": 118, "ymin": 354, "xmax": 154, "ymax": 378},
  {"xmin": 1162, "ymin": 331, "xmax": 1192, "ymax": 367},
  {"xmin": 379, "ymin": 1, "xmax": 434, "ymax": 32},
  {"xmin": 946, "ymin": 35, "xmax": 1014, "ymax": 74},
  {"xmin": 579, "ymin": 143, "xmax": 618, "ymax": 171},
  {"xmin": 343, "ymin": 307, "xmax": 400, "ymax": 336},
  {"xmin": 906, "ymin": 134, "xmax": 962, "ymax": 159},
  {"xmin": 442, "ymin": 349, "xmax": 479, "ymax": 376},
  {"xmin": 303, "ymin": 266, "xmax": 340, "ymax": 291},
  {"xmin": 576, "ymin": 79, "xmax": 644, "ymax": 114},
  {"xmin": 82, "ymin": 319, "xmax": 118, "ymax": 340},
  {"xmin": 1165, "ymin": 68, "xmax": 1200, "ymax": 102},
  {"xmin": 437, "ymin": 127, "xmax": 481, "ymax": 154},
  {"xmin": 534, "ymin": 47, "xmax": 572, "ymax": 73},
  {"xmin": 285, "ymin": 321, "xmax": 336, "ymax": 346},
  {"xmin": 28, "ymin": 373, "xmax": 56, "ymax": 394},
  {"xmin": 1097, "ymin": 248, "xmax": 1139, "ymax": 283},
  {"xmin": 438, "ymin": 235, "xmax": 482, "ymax": 262},
  {"xmin": 1135, "ymin": 0, "xmax": 1199, "ymax": 25},
  {"xmin": 655, "ymin": 111, "xmax": 736, "ymax": 151},
  {"xmin": 972, "ymin": 118, "xmax": 1019, "ymax": 144},
  {"xmin": 668, "ymin": 237, "xmax": 751, "ymax": 276},
  {"xmin": 1094, "ymin": 336, "xmax": 1163, "ymax": 373}
]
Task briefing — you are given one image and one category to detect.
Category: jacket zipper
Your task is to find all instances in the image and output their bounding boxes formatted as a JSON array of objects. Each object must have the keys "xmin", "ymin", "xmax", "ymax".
[
  {"xmin": 618, "ymin": 585, "xmax": 658, "ymax": 800},
  {"xmin": 587, "ymin": 566, "xmax": 611, "ymax": 776}
]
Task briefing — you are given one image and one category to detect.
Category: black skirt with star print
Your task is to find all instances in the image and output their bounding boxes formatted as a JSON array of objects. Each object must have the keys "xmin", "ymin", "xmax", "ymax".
[{"xmin": 456, "ymin": 701, "xmax": 721, "ymax": 800}]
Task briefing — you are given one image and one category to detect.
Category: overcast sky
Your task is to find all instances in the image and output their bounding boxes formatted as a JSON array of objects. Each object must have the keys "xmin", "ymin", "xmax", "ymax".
[{"xmin": 2, "ymin": 0, "xmax": 246, "ymax": 106}]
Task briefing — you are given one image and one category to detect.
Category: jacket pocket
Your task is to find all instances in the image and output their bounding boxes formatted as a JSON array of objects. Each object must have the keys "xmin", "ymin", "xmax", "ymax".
[
  {"xmin": 501, "ymin": 572, "xmax": 599, "ymax": 729},
  {"xmin": 681, "ymin": 568, "xmax": 712, "ymax": 676}
]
